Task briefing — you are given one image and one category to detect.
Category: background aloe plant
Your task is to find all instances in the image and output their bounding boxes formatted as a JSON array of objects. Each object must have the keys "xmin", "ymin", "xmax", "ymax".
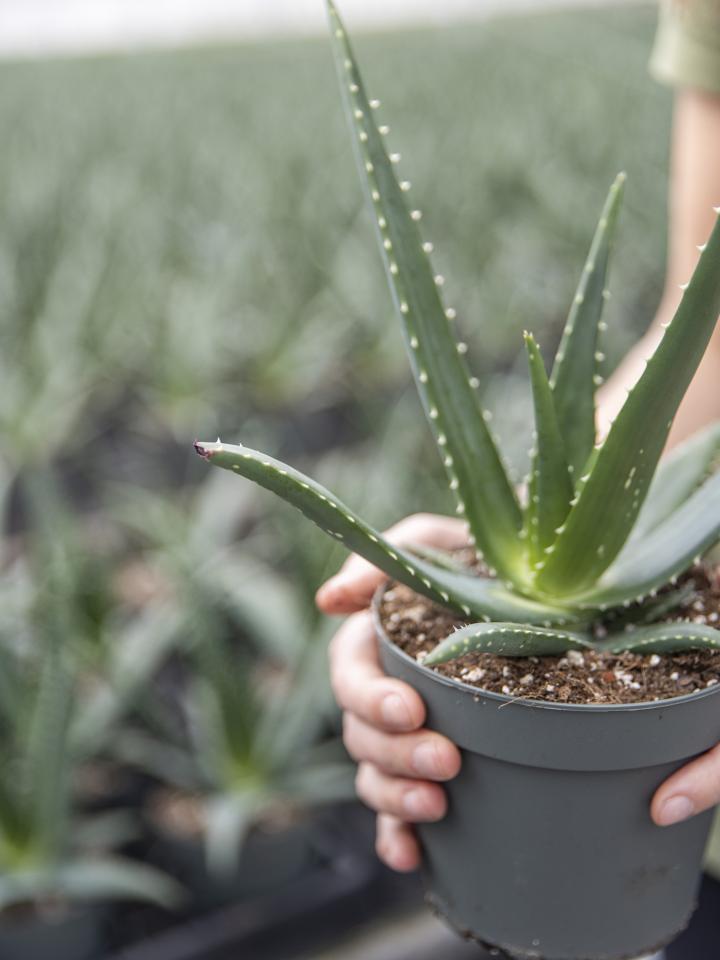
[
  {"xmin": 0, "ymin": 499, "xmax": 181, "ymax": 912},
  {"xmin": 195, "ymin": 0, "xmax": 720, "ymax": 666},
  {"xmin": 116, "ymin": 627, "xmax": 353, "ymax": 878}
]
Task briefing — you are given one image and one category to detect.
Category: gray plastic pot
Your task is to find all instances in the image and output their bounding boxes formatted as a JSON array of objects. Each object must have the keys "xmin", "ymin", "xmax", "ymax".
[
  {"xmin": 0, "ymin": 906, "xmax": 105, "ymax": 960},
  {"xmin": 374, "ymin": 594, "xmax": 720, "ymax": 960}
]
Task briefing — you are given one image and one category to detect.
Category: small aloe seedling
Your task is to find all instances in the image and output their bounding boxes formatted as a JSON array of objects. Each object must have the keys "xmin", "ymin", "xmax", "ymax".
[{"xmin": 196, "ymin": 1, "xmax": 720, "ymax": 665}]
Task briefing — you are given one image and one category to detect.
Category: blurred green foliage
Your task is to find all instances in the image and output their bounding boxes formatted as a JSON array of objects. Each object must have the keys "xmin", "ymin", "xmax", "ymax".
[
  {"xmin": 0, "ymin": 6, "xmax": 668, "ymax": 494},
  {"xmin": 0, "ymin": 3, "xmax": 673, "ymax": 914}
]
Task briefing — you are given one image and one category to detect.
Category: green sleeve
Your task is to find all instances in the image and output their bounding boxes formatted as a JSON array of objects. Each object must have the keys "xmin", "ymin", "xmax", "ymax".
[
  {"xmin": 704, "ymin": 808, "xmax": 720, "ymax": 880},
  {"xmin": 651, "ymin": 3, "xmax": 720, "ymax": 878},
  {"xmin": 650, "ymin": 0, "xmax": 720, "ymax": 94}
]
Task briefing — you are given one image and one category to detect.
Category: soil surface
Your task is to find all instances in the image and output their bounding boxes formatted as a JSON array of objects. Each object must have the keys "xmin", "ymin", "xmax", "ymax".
[{"xmin": 379, "ymin": 561, "xmax": 720, "ymax": 705}]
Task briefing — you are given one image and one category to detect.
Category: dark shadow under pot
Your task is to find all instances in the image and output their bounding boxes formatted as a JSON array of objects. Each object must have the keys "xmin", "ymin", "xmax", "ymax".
[{"xmin": 374, "ymin": 593, "xmax": 720, "ymax": 960}]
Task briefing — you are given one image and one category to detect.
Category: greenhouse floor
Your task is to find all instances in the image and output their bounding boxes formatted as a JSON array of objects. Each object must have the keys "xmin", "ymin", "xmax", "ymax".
[
  {"xmin": 309, "ymin": 910, "xmax": 490, "ymax": 960},
  {"xmin": 311, "ymin": 912, "xmax": 666, "ymax": 960}
]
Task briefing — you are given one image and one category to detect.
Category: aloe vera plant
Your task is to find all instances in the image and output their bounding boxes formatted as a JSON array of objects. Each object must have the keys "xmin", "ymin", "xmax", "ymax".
[
  {"xmin": 116, "ymin": 614, "xmax": 354, "ymax": 877},
  {"xmin": 196, "ymin": 0, "xmax": 720, "ymax": 666},
  {"xmin": 0, "ymin": 532, "xmax": 181, "ymax": 913}
]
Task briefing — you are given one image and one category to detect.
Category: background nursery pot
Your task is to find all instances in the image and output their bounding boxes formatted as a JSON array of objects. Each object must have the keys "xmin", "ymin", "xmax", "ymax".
[
  {"xmin": 0, "ymin": 907, "xmax": 106, "ymax": 960},
  {"xmin": 375, "ymin": 593, "xmax": 720, "ymax": 960}
]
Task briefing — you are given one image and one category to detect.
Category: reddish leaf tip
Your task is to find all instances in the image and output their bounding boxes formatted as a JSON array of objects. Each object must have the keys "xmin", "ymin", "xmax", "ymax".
[{"xmin": 194, "ymin": 440, "xmax": 213, "ymax": 460}]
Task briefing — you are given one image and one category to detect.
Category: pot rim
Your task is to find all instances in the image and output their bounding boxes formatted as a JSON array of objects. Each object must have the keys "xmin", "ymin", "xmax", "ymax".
[{"xmin": 372, "ymin": 584, "xmax": 720, "ymax": 715}]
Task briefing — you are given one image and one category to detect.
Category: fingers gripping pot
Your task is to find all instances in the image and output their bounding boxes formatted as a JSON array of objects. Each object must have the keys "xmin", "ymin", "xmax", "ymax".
[{"xmin": 374, "ymin": 590, "xmax": 720, "ymax": 960}]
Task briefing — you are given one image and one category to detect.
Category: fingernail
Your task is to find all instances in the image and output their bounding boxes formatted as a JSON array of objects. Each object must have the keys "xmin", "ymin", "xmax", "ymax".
[
  {"xmin": 658, "ymin": 795, "xmax": 695, "ymax": 826},
  {"xmin": 412, "ymin": 740, "xmax": 443, "ymax": 778},
  {"xmin": 403, "ymin": 788, "xmax": 430, "ymax": 819},
  {"xmin": 381, "ymin": 693, "xmax": 412, "ymax": 729}
]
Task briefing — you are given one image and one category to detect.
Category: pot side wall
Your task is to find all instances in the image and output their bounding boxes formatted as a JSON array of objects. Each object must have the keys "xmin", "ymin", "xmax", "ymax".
[{"xmin": 377, "ymin": 615, "xmax": 720, "ymax": 960}]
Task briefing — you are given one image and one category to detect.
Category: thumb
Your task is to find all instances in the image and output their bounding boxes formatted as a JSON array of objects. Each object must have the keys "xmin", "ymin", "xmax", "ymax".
[
  {"xmin": 652, "ymin": 742, "xmax": 720, "ymax": 826},
  {"xmin": 316, "ymin": 513, "xmax": 469, "ymax": 615}
]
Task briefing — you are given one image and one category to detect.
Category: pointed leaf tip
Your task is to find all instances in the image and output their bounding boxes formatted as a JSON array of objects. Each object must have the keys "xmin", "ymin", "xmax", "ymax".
[
  {"xmin": 202, "ymin": 442, "xmax": 572, "ymax": 624},
  {"xmin": 549, "ymin": 176, "xmax": 625, "ymax": 479},
  {"xmin": 608, "ymin": 622, "xmax": 720, "ymax": 655},
  {"xmin": 423, "ymin": 622, "xmax": 592, "ymax": 665},
  {"xmin": 524, "ymin": 334, "xmax": 574, "ymax": 560},
  {"xmin": 540, "ymin": 206, "xmax": 720, "ymax": 596},
  {"xmin": 325, "ymin": 0, "xmax": 524, "ymax": 586},
  {"xmin": 194, "ymin": 440, "xmax": 221, "ymax": 460}
]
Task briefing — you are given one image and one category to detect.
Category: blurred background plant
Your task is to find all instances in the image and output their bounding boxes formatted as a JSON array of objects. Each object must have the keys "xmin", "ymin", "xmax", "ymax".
[{"xmin": 0, "ymin": 3, "xmax": 674, "ymax": 957}]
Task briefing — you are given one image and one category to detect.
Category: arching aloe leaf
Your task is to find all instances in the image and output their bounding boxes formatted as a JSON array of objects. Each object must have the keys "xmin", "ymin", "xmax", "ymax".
[
  {"xmin": 607, "ymin": 622, "xmax": 720, "ymax": 655},
  {"xmin": 573, "ymin": 470, "xmax": 720, "ymax": 609},
  {"xmin": 194, "ymin": 441, "xmax": 575, "ymax": 625},
  {"xmin": 54, "ymin": 858, "xmax": 183, "ymax": 907},
  {"xmin": 28, "ymin": 644, "xmax": 73, "ymax": 862},
  {"xmin": 0, "ymin": 778, "xmax": 29, "ymax": 850},
  {"xmin": 613, "ymin": 582, "xmax": 698, "ymax": 627},
  {"xmin": 550, "ymin": 174, "xmax": 625, "ymax": 477},
  {"xmin": 538, "ymin": 211, "xmax": 720, "ymax": 596},
  {"xmin": 326, "ymin": 0, "xmax": 524, "ymax": 586},
  {"xmin": 205, "ymin": 793, "xmax": 259, "ymax": 878},
  {"xmin": 630, "ymin": 422, "xmax": 720, "ymax": 542},
  {"xmin": 524, "ymin": 333, "xmax": 574, "ymax": 562},
  {"xmin": 0, "ymin": 858, "xmax": 183, "ymax": 912},
  {"xmin": 423, "ymin": 622, "xmax": 592, "ymax": 666},
  {"xmin": 402, "ymin": 543, "xmax": 470, "ymax": 573}
]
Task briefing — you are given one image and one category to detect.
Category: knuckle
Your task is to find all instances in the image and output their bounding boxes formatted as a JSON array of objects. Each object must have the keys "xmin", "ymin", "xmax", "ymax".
[
  {"xmin": 342, "ymin": 713, "xmax": 358, "ymax": 757},
  {"xmin": 328, "ymin": 641, "xmax": 351, "ymax": 708},
  {"xmin": 386, "ymin": 513, "xmax": 427, "ymax": 540},
  {"xmin": 375, "ymin": 824, "xmax": 392, "ymax": 863},
  {"xmin": 375, "ymin": 836, "xmax": 389, "ymax": 862},
  {"xmin": 328, "ymin": 629, "xmax": 346, "ymax": 677},
  {"xmin": 328, "ymin": 665, "xmax": 345, "ymax": 709},
  {"xmin": 366, "ymin": 684, "xmax": 391, "ymax": 728},
  {"xmin": 408, "ymin": 511, "xmax": 435, "ymax": 526},
  {"xmin": 328, "ymin": 630, "xmax": 341, "ymax": 666},
  {"xmin": 707, "ymin": 747, "xmax": 720, "ymax": 800},
  {"xmin": 354, "ymin": 768, "xmax": 367, "ymax": 803},
  {"xmin": 354, "ymin": 763, "xmax": 374, "ymax": 806}
]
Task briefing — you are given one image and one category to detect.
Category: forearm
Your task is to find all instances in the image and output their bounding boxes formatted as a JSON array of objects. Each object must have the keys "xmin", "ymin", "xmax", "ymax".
[{"xmin": 597, "ymin": 89, "xmax": 720, "ymax": 448}]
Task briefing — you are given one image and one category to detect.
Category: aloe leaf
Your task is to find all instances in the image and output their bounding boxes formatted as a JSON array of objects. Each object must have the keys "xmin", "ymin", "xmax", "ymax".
[
  {"xmin": 537, "ymin": 211, "xmax": 720, "ymax": 596},
  {"xmin": 55, "ymin": 858, "xmax": 184, "ymax": 907},
  {"xmin": 630, "ymin": 422, "xmax": 720, "ymax": 542},
  {"xmin": 524, "ymin": 333, "xmax": 574, "ymax": 561},
  {"xmin": 0, "ymin": 858, "xmax": 183, "ymax": 912},
  {"xmin": 571, "ymin": 470, "xmax": 720, "ymax": 608},
  {"xmin": 27, "ymin": 644, "xmax": 73, "ymax": 862},
  {"xmin": 280, "ymin": 761, "xmax": 356, "ymax": 805},
  {"xmin": 326, "ymin": 0, "xmax": 524, "ymax": 584},
  {"xmin": 74, "ymin": 811, "xmax": 139, "ymax": 852},
  {"xmin": 423, "ymin": 622, "xmax": 593, "ymax": 666},
  {"xmin": 550, "ymin": 174, "xmax": 625, "ymax": 477},
  {"xmin": 0, "ymin": 775, "xmax": 30, "ymax": 853},
  {"xmin": 205, "ymin": 793, "xmax": 259, "ymax": 878},
  {"xmin": 72, "ymin": 605, "xmax": 182, "ymax": 759},
  {"xmin": 113, "ymin": 730, "xmax": 198, "ymax": 789},
  {"xmin": 195, "ymin": 440, "xmax": 575, "ymax": 625},
  {"xmin": 607, "ymin": 622, "xmax": 720, "ymax": 655},
  {"xmin": 619, "ymin": 582, "xmax": 698, "ymax": 626},
  {"xmin": 402, "ymin": 542, "xmax": 470, "ymax": 573}
]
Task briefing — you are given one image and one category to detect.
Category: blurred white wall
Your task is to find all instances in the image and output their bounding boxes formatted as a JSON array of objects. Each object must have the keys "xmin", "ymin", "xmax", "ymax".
[{"xmin": 0, "ymin": 0, "xmax": 636, "ymax": 58}]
